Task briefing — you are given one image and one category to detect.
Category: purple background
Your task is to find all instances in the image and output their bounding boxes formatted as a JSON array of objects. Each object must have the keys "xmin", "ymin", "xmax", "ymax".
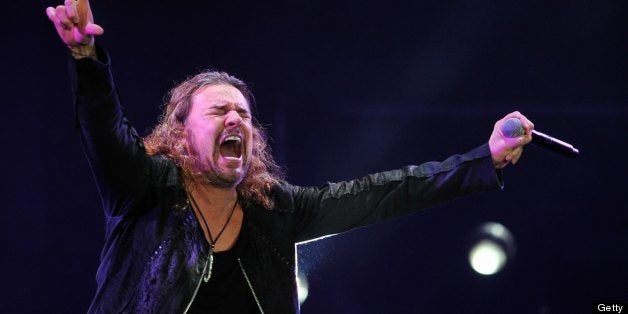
[{"xmin": 2, "ymin": 1, "xmax": 627, "ymax": 313}]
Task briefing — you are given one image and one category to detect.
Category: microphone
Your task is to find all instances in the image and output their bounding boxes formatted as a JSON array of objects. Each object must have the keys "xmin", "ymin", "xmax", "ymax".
[{"xmin": 501, "ymin": 118, "xmax": 579, "ymax": 158}]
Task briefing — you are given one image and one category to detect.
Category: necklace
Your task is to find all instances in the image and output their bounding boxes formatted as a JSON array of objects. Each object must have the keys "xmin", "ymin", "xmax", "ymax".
[{"xmin": 187, "ymin": 191, "xmax": 238, "ymax": 282}]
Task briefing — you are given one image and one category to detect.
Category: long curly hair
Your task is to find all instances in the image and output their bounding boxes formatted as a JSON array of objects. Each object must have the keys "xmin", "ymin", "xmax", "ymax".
[{"xmin": 143, "ymin": 70, "xmax": 284, "ymax": 209}]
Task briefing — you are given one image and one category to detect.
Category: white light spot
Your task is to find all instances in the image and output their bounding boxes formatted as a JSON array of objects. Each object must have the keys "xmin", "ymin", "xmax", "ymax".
[
  {"xmin": 296, "ymin": 272, "xmax": 309, "ymax": 305},
  {"xmin": 469, "ymin": 239, "xmax": 507, "ymax": 275}
]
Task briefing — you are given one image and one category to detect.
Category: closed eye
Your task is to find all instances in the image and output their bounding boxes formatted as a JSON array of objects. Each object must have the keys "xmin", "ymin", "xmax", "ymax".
[
  {"xmin": 237, "ymin": 109, "xmax": 251, "ymax": 119},
  {"xmin": 206, "ymin": 103, "xmax": 251, "ymax": 119}
]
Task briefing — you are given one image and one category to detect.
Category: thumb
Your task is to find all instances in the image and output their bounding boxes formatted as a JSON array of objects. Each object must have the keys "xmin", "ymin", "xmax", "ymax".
[
  {"xmin": 71, "ymin": 23, "xmax": 103, "ymax": 45},
  {"xmin": 85, "ymin": 23, "xmax": 104, "ymax": 35}
]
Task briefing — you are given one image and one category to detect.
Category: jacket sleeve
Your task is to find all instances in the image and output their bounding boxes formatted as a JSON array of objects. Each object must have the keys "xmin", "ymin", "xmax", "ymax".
[
  {"xmin": 291, "ymin": 144, "xmax": 503, "ymax": 243},
  {"xmin": 69, "ymin": 46, "xmax": 152, "ymax": 218}
]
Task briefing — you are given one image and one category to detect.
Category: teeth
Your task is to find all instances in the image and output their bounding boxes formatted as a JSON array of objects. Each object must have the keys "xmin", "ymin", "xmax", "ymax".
[{"xmin": 224, "ymin": 136, "xmax": 241, "ymax": 143}]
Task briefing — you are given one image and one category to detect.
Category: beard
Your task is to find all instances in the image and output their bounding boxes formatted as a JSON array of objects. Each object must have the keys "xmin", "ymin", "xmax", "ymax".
[
  {"xmin": 197, "ymin": 161, "xmax": 249, "ymax": 188},
  {"xmin": 185, "ymin": 135, "xmax": 249, "ymax": 188}
]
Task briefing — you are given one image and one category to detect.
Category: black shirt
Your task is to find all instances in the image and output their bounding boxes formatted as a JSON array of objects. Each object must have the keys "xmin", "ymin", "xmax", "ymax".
[{"xmin": 188, "ymin": 223, "xmax": 257, "ymax": 314}]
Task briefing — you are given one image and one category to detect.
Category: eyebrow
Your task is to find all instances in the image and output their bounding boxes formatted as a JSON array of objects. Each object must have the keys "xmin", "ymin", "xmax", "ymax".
[{"xmin": 208, "ymin": 102, "xmax": 250, "ymax": 113}]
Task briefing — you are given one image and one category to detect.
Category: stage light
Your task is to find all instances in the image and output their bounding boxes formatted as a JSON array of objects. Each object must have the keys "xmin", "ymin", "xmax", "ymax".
[
  {"xmin": 469, "ymin": 239, "xmax": 506, "ymax": 275},
  {"xmin": 296, "ymin": 271, "xmax": 309, "ymax": 305},
  {"xmin": 468, "ymin": 222, "xmax": 515, "ymax": 276}
]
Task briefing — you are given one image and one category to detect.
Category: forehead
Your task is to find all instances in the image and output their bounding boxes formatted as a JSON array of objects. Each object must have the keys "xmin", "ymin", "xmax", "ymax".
[{"xmin": 191, "ymin": 84, "xmax": 250, "ymax": 111}]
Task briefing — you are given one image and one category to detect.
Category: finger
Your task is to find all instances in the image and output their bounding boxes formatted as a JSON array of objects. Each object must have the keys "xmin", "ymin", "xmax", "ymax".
[
  {"xmin": 510, "ymin": 148, "xmax": 523, "ymax": 164},
  {"xmin": 516, "ymin": 133, "xmax": 532, "ymax": 146},
  {"xmin": 77, "ymin": 0, "xmax": 93, "ymax": 30},
  {"xmin": 504, "ymin": 147, "xmax": 522, "ymax": 164},
  {"xmin": 85, "ymin": 23, "xmax": 104, "ymax": 36},
  {"xmin": 55, "ymin": 5, "xmax": 73, "ymax": 30},
  {"xmin": 65, "ymin": 0, "xmax": 79, "ymax": 24},
  {"xmin": 526, "ymin": 119, "xmax": 535, "ymax": 133},
  {"xmin": 72, "ymin": 25, "xmax": 101, "ymax": 44},
  {"xmin": 45, "ymin": 7, "xmax": 59, "ymax": 23},
  {"xmin": 504, "ymin": 111, "xmax": 521, "ymax": 121},
  {"xmin": 47, "ymin": 7, "xmax": 70, "ymax": 32},
  {"xmin": 515, "ymin": 113, "xmax": 533, "ymax": 134}
]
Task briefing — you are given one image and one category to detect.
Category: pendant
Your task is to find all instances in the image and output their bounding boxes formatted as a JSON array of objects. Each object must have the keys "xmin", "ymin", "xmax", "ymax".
[{"xmin": 203, "ymin": 248, "xmax": 214, "ymax": 282}]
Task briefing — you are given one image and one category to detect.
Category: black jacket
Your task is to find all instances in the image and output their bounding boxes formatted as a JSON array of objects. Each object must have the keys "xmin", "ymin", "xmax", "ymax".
[{"xmin": 71, "ymin": 47, "xmax": 503, "ymax": 313}]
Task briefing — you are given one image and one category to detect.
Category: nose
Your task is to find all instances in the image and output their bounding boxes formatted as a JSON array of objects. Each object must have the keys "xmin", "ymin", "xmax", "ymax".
[{"xmin": 224, "ymin": 110, "xmax": 242, "ymax": 129}]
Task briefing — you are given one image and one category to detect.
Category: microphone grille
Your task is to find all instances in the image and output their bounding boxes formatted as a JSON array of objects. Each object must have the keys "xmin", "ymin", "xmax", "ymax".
[{"xmin": 501, "ymin": 118, "xmax": 525, "ymax": 138}]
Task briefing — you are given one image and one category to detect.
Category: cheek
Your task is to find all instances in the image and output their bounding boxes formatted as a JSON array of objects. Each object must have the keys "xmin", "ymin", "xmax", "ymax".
[
  {"xmin": 246, "ymin": 127, "xmax": 255, "ymax": 155},
  {"xmin": 247, "ymin": 141, "xmax": 254, "ymax": 157},
  {"xmin": 186, "ymin": 127, "xmax": 216, "ymax": 156}
]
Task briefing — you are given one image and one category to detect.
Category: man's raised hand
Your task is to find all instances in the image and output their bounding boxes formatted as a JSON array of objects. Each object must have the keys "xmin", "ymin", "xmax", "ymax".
[{"xmin": 46, "ymin": 0, "xmax": 104, "ymax": 58}]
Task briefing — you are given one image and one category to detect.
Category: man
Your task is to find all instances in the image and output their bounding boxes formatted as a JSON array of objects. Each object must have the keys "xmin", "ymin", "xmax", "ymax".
[{"xmin": 46, "ymin": 1, "xmax": 533, "ymax": 313}]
